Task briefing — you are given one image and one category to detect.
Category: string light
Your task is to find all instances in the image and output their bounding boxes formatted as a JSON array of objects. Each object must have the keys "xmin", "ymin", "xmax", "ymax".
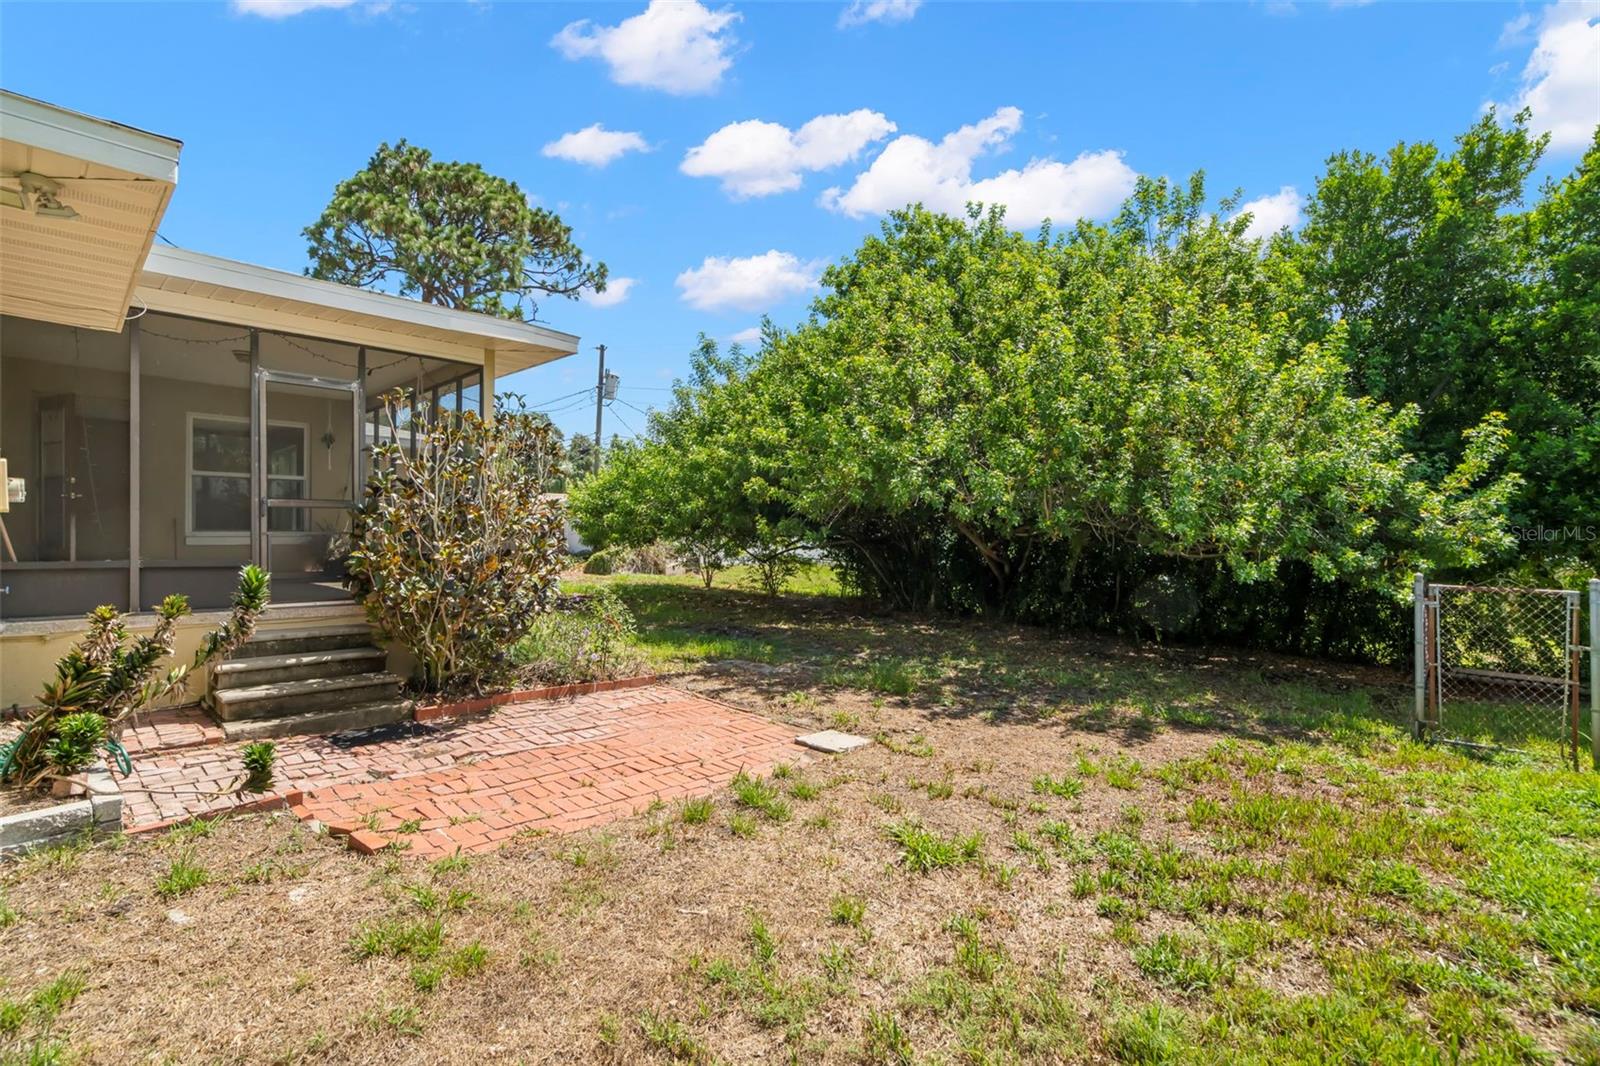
[{"xmin": 138, "ymin": 323, "xmax": 415, "ymax": 376}]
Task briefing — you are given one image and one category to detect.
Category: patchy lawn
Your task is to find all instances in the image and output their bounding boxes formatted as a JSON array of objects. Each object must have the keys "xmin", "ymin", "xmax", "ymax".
[{"xmin": 3, "ymin": 576, "xmax": 1597, "ymax": 1064}]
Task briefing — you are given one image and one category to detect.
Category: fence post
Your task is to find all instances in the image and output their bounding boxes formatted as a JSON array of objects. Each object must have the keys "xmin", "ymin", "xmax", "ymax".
[
  {"xmin": 1590, "ymin": 578, "xmax": 1599, "ymax": 772},
  {"xmin": 1413, "ymin": 572, "xmax": 1427, "ymax": 741}
]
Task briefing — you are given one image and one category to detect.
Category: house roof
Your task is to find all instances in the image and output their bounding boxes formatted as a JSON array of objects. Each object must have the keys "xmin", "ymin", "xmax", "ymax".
[
  {"xmin": 0, "ymin": 90, "xmax": 181, "ymax": 331},
  {"xmin": 136, "ymin": 246, "xmax": 580, "ymax": 375},
  {"xmin": 2, "ymin": 90, "xmax": 581, "ymax": 376}
]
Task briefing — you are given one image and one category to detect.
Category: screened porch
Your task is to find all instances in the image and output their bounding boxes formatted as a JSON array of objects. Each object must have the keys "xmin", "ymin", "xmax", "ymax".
[{"xmin": 0, "ymin": 310, "xmax": 485, "ymax": 620}]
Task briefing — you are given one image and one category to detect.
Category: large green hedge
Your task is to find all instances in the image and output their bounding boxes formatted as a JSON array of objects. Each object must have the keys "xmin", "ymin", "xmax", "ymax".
[{"xmin": 574, "ymin": 115, "xmax": 1598, "ymax": 662}]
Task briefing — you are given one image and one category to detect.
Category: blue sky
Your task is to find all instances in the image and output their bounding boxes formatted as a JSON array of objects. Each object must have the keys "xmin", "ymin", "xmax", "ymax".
[{"xmin": 2, "ymin": 0, "xmax": 1595, "ymax": 442}]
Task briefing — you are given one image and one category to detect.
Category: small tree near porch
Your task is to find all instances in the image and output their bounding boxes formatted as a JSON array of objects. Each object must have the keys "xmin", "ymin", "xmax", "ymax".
[{"xmin": 344, "ymin": 395, "xmax": 566, "ymax": 693}]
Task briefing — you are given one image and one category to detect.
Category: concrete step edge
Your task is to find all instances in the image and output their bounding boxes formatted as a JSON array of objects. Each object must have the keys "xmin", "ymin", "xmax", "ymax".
[
  {"xmin": 212, "ymin": 671, "xmax": 403, "ymax": 706},
  {"xmin": 218, "ymin": 700, "xmax": 415, "ymax": 742},
  {"xmin": 214, "ymin": 648, "xmax": 386, "ymax": 674}
]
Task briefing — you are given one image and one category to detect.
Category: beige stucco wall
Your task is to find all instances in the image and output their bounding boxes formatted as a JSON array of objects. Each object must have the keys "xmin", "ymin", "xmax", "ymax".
[{"xmin": 0, "ymin": 602, "xmax": 401, "ymax": 711}]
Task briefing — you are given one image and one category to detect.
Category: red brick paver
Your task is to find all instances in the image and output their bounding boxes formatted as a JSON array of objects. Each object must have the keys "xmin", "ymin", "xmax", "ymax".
[
  {"xmin": 118, "ymin": 707, "xmax": 225, "ymax": 756},
  {"xmin": 117, "ymin": 686, "xmax": 803, "ymax": 855}
]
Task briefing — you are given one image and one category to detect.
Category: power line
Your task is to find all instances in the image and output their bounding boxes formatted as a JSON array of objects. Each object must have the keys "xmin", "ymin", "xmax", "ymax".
[
  {"xmin": 607, "ymin": 406, "xmax": 640, "ymax": 439},
  {"xmin": 530, "ymin": 387, "xmax": 592, "ymax": 407},
  {"xmin": 537, "ymin": 399, "xmax": 592, "ymax": 417}
]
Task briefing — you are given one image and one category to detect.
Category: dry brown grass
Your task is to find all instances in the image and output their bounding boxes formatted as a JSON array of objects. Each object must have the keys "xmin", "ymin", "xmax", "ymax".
[
  {"xmin": 2, "ymin": 591, "xmax": 1592, "ymax": 1064},
  {"xmin": 0, "ymin": 671, "xmax": 1229, "ymax": 1064}
]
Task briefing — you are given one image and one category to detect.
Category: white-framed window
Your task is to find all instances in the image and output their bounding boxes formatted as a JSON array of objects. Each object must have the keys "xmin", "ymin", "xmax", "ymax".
[{"xmin": 185, "ymin": 413, "xmax": 309, "ymax": 544}]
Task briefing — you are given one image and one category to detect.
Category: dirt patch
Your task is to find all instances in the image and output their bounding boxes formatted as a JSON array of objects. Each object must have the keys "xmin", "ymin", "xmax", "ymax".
[
  {"xmin": 0, "ymin": 625, "xmax": 1587, "ymax": 1064},
  {"xmin": 0, "ymin": 786, "xmax": 68, "ymax": 818}
]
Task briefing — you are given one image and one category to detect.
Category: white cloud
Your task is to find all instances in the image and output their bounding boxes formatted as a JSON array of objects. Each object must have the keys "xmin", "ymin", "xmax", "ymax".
[
  {"xmin": 551, "ymin": 0, "xmax": 740, "ymax": 95},
  {"xmin": 821, "ymin": 106, "xmax": 1137, "ymax": 227},
  {"xmin": 585, "ymin": 277, "xmax": 637, "ymax": 309},
  {"xmin": 838, "ymin": 0, "xmax": 920, "ymax": 28},
  {"xmin": 1497, "ymin": 11, "xmax": 1534, "ymax": 47},
  {"xmin": 542, "ymin": 124, "xmax": 651, "ymax": 167},
  {"xmin": 728, "ymin": 326, "xmax": 763, "ymax": 346},
  {"xmin": 1234, "ymin": 186, "xmax": 1301, "ymax": 240},
  {"xmin": 676, "ymin": 251, "xmax": 822, "ymax": 312},
  {"xmin": 231, "ymin": 0, "xmax": 357, "ymax": 16},
  {"xmin": 966, "ymin": 153, "xmax": 1140, "ymax": 230},
  {"xmin": 682, "ymin": 110, "xmax": 896, "ymax": 198},
  {"xmin": 821, "ymin": 107, "xmax": 1021, "ymax": 217},
  {"xmin": 1504, "ymin": 1, "xmax": 1600, "ymax": 152}
]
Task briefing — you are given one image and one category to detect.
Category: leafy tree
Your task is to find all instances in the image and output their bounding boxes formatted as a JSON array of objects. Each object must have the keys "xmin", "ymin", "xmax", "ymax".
[
  {"xmin": 564, "ymin": 432, "xmax": 598, "ymax": 484},
  {"xmin": 575, "ymin": 191, "xmax": 1518, "ymax": 648},
  {"xmin": 1520, "ymin": 128, "xmax": 1600, "ymax": 564},
  {"xmin": 570, "ymin": 337, "xmax": 795, "ymax": 590},
  {"xmin": 345, "ymin": 396, "xmax": 566, "ymax": 692},
  {"xmin": 1294, "ymin": 111, "xmax": 1597, "ymax": 565},
  {"xmin": 776, "ymin": 197, "xmax": 1511, "ymax": 610},
  {"xmin": 305, "ymin": 140, "xmax": 607, "ymax": 321}
]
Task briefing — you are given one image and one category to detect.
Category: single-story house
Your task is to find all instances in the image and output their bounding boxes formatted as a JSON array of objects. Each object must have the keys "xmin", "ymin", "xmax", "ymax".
[{"xmin": 0, "ymin": 90, "xmax": 580, "ymax": 710}]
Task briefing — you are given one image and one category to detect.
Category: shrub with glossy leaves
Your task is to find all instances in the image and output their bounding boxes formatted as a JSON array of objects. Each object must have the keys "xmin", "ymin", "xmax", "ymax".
[{"xmin": 345, "ymin": 395, "xmax": 565, "ymax": 693}]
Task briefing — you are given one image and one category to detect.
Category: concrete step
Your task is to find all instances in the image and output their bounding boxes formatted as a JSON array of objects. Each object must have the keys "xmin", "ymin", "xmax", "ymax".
[
  {"xmin": 219, "ymin": 700, "xmax": 413, "ymax": 741},
  {"xmin": 211, "ymin": 672, "xmax": 402, "ymax": 721},
  {"xmin": 213, "ymin": 647, "xmax": 388, "ymax": 690},
  {"xmin": 231, "ymin": 625, "xmax": 377, "ymax": 660}
]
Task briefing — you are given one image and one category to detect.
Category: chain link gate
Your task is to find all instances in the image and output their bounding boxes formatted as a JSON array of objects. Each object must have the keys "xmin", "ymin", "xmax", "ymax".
[{"xmin": 1413, "ymin": 576, "xmax": 1597, "ymax": 769}]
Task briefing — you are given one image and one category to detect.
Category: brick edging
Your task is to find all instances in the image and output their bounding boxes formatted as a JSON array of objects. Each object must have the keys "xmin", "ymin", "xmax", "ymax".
[
  {"xmin": 412, "ymin": 675, "xmax": 658, "ymax": 722},
  {"xmin": 124, "ymin": 789, "xmax": 302, "ymax": 836}
]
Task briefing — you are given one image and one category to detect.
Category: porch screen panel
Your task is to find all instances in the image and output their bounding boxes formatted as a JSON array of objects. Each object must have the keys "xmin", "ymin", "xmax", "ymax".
[
  {"xmin": 263, "ymin": 504, "xmax": 354, "ymax": 607},
  {"xmin": 459, "ymin": 371, "xmax": 483, "ymax": 418},
  {"xmin": 0, "ymin": 314, "xmax": 130, "ymax": 617},
  {"xmin": 261, "ymin": 374, "xmax": 346, "ymax": 606},
  {"xmin": 139, "ymin": 312, "xmax": 252, "ymax": 612},
  {"xmin": 259, "ymin": 330, "xmax": 362, "ymax": 511},
  {"xmin": 363, "ymin": 349, "xmax": 482, "ymax": 447}
]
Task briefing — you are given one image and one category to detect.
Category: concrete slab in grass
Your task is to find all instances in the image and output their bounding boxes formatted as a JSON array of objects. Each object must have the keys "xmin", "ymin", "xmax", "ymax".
[{"xmin": 795, "ymin": 730, "xmax": 871, "ymax": 754}]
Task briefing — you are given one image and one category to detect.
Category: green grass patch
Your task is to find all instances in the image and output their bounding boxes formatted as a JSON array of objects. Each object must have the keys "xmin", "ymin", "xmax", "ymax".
[
  {"xmin": 155, "ymin": 857, "xmax": 209, "ymax": 899},
  {"xmin": 886, "ymin": 821, "xmax": 983, "ymax": 874},
  {"xmin": 731, "ymin": 772, "xmax": 792, "ymax": 822},
  {"xmin": 351, "ymin": 917, "xmax": 445, "ymax": 961}
]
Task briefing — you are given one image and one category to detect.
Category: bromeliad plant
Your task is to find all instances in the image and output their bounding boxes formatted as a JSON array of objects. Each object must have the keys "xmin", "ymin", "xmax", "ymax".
[
  {"xmin": 344, "ymin": 393, "xmax": 566, "ymax": 693},
  {"xmin": 0, "ymin": 565, "xmax": 270, "ymax": 789},
  {"xmin": 240, "ymin": 742, "xmax": 277, "ymax": 793}
]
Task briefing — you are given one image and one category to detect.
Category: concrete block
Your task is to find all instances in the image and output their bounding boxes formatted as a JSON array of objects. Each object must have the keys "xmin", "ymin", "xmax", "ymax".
[
  {"xmin": 0, "ymin": 799, "xmax": 93, "ymax": 856},
  {"xmin": 795, "ymin": 730, "xmax": 871, "ymax": 754}
]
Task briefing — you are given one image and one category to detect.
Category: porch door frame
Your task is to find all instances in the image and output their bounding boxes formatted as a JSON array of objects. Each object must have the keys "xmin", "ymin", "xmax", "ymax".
[{"xmin": 251, "ymin": 349, "xmax": 365, "ymax": 572}]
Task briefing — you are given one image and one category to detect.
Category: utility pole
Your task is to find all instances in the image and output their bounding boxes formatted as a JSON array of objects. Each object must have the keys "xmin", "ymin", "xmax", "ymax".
[{"xmin": 593, "ymin": 344, "xmax": 606, "ymax": 474}]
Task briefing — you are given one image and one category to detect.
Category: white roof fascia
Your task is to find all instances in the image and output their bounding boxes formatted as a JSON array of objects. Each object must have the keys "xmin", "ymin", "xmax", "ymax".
[
  {"xmin": 0, "ymin": 90, "xmax": 181, "ymax": 183},
  {"xmin": 141, "ymin": 245, "xmax": 580, "ymax": 356}
]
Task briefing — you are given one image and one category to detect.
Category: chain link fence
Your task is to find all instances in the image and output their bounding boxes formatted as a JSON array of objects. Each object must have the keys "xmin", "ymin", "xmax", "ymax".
[{"xmin": 1413, "ymin": 577, "xmax": 1595, "ymax": 769}]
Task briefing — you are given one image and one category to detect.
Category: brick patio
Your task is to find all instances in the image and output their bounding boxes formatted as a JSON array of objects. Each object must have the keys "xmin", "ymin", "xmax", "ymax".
[{"xmin": 116, "ymin": 685, "xmax": 804, "ymax": 856}]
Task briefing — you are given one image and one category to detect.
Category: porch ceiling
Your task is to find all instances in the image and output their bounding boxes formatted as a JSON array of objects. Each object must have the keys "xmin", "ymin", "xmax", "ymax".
[{"xmin": 0, "ymin": 91, "xmax": 180, "ymax": 333}]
